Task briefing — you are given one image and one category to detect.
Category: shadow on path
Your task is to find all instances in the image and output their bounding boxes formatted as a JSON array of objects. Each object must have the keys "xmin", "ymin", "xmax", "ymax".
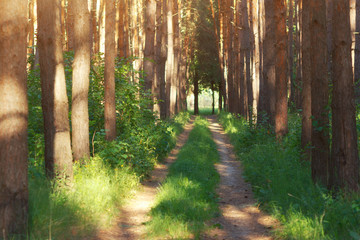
[
  {"xmin": 203, "ymin": 116, "xmax": 277, "ymax": 240},
  {"xmin": 93, "ymin": 116, "xmax": 195, "ymax": 240}
]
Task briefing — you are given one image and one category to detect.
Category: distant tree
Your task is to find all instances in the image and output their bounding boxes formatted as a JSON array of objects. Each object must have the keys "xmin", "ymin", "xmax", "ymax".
[
  {"xmin": 104, "ymin": 0, "xmax": 116, "ymax": 141},
  {"xmin": 38, "ymin": 0, "xmax": 73, "ymax": 179},
  {"xmin": 0, "ymin": 0, "xmax": 28, "ymax": 236},
  {"xmin": 331, "ymin": 0, "xmax": 359, "ymax": 191},
  {"xmin": 274, "ymin": 0, "xmax": 288, "ymax": 139},
  {"xmin": 71, "ymin": 0, "xmax": 91, "ymax": 161}
]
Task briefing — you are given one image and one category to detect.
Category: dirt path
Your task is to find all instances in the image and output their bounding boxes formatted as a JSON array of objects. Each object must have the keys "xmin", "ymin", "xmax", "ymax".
[
  {"xmin": 94, "ymin": 117, "xmax": 195, "ymax": 240},
  {"xmin": 204, "ymin": 116, "xmax": 277, "ymax": 240}
]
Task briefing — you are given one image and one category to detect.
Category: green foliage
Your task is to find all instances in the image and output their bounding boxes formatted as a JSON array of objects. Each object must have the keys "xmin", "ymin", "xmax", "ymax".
[
  {"xmin": 28, "ymin": 156, "xmax": 138, "ymax": 239},
  {"xmin": 219, "ymin": 112, "xmax": 360, "ymax": 240},
  {"xmin": 146, "ymin": 117, "xmax": 220, "ymax": 239},
  {"xmin": 26, "ymin": 51, "xmax": 191, "ymax": 238}
]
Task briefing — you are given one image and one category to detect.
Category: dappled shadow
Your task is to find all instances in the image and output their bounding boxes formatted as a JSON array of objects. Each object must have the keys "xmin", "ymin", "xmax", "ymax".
[
  {"xmin": 93, "ymin": 117, "xmax": 195, "ymax": 240},
  {"xmin": 203, "ymin": 116, "xmax": 277, "ymax": 240}
]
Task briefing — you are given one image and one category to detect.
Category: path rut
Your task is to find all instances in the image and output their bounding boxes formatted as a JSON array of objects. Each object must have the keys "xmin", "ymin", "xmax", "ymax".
[
  {"xmin": 204, "ymin": 116, "xmax": 277, "ymax": 240},
  {"xmin": 94, "ymin": 117, "xmax": 195, "ymax": 240}
]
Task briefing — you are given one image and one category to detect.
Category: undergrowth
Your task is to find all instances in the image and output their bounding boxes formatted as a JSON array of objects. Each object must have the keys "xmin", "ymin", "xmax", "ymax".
[
  {"xmin": 219, "ymin": 112, "xmax": 360, "ymax": 240},
  {"xmin": 146, "ymin": 117, "xmax": 220, "ymax": 239},
  {"xmin": 26, "ymin": 52, "xmax": 190, "ymax": 239}
]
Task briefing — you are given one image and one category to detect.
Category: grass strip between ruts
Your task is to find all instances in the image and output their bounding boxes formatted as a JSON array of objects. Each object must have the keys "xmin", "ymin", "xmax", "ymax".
[{"xmin": 146, "ymin": 116, "xmax": 220, "ymax": 239}]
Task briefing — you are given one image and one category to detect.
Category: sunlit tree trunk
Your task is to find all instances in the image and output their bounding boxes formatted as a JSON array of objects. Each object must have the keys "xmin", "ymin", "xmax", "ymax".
[
  {"xmin": 91, "ymin": 0, "xmax": 99, "ymax": 54},
  {"xmin": 331, "ymin": 0, "xmax": 359, "ymax": 192},
  {"xmin": 61, "ymin": 0, "xmax": 66, "ymax": 50},
  {"xmin": 274, "ymin": 0, "xmax": 288, "ymax": 139},
  {"xmin": 104, "ymin": 0, "xmax": 116, "ymax": 141},
  {"xmin": 28, "ymin": 0, "xmax": 36, "ymax": 58},
  {"xmin": 166, "ymin": 0, "xmax": 176, "ymax": 117},
  {"xmin": 0, "ymin": 0, "xmax": 28, "ymax": 236},
  {"xmin": 71, "ymin": 0, "xmax": 91, "ymax": 161},
  {"xmin": 67, "ymin": 0, "xmax": 75, "ymax": 51},
  {"xmin": 144, "ymin": 0, "xmax": 156, "ymax": 96},
  {"xmin": 310, "ymin": 0, "xmax": 329, "ymax": 186},
  {"xmin": 38, "ymin": 0, "xmax": 73, "ymax": 179}
]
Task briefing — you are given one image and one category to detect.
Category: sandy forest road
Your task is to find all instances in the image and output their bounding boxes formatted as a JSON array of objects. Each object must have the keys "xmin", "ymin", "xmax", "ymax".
[
  {"xmin": 204, "ymin": 116, "xmax": 277, "ymax": 240},
  {"xmin": 94, "ymin": 117, "xmax": 196, "ymax": 240},
  {"xmin": 94, "ymin": 116, "xmax": 277, "ymax": 240}
]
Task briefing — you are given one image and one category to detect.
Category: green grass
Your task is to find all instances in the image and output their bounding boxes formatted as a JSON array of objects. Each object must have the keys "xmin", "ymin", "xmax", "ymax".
[
  {"xmin": 146, "ymin": 117, "xmax": 220, "ymax": 239},
  {"xmin": 27, "ymin": 112, "xmax": 190, "ymax": 239},
  {"xmin": 28, "ymin": 157, "xmax": 139, "ymax": 239},
  {"xmin": 188, "ymin": 107, "xmax": 219, "ymax": 116},
  {"xmin": 219, "ymin": 112, "xmax": 360, "ymax": 240}
]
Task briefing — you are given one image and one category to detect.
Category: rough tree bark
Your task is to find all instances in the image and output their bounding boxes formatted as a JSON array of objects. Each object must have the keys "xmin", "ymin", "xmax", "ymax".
[
  {"xmin": 144, "ymin": 0, "xmax": 156, "ymax": 94},
  {"xmin": 274, "ymin": 0, "xmax": 288, "ymax": 139},
  {"xmin": 301, "ymin": 0, "xmax": 312, "ymax": 161},
  {"xmin": 71, "ymin": 0, "xmax": 91, "ymax": 161},
  {"xmin": 0, "ymin": 0, "xmax": 28, "ymax": 236},
  {"xmin": 331, "ymin": 0, "xmax": 359, "ymax": 191},
  {"xmin": 38, "ymin": 0, "xmax": 73, "ymax": 179},
  {"xmin": 104, "ymin": 0, "xmax": 116, "ymax": 141},
  {"xmin": 310, "ymin": 0, "xmax": 329, "ymax": 186}
]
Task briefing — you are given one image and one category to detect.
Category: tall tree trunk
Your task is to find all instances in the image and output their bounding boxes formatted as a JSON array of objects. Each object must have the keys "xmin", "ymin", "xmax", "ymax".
[
  {"xmin": 331, "ymin": 0, "xmax": 359, "ymax": 192},
  {"xmin": 92, "ymin": 0, "xmax": 99, "ymax": 54},
  {"xmin": 310, "ymin": 0, "xmax": 329, "ymax": 186},
  {"xmin": 38, "ymin": 0, "xmax": 73, "ymax": 179},
  {"xmin": 67, "ymin": 0, "xmax": 75, "ymax": 51},
  {"xmin": 28, "ymin": 0, "xmax": 36, "ymax": 58},
  {"xmin": 118, "ymin": 0, "xmax": 126, "ymax": 57},
  {"xmin": 158, "ymin": 0, "xmax": 168, "ymax": 119},
  {"xmin": 218, "ymin": 0, "xmax": 227, "ymax": 110},
  {"xmin": 166, "ymin": 0, "xmax": 176, "ymax": 117},
  {"xmin": 355, "ymin": 0, "xmax": 360, "ymax": 101},
  {"xmin": 251, "ymin": 0, "xmax": 260, "ymax": 121},
  {"xmin": 71, "ymin": 0, "xmax": 91, "ymax": 161},
  {"xmin": 144, "ymin": 0, "xmax": 156, "ymax": 94},
  {"xmin": 104, "ymin": 0, "xmax": 116, "ymax": 141},
  {"xmin": 260, "ymin": 0, "xmax": 276, "ymax": 125},
  {"xmin": 154, "ymin": 0, "xmax": 162, "ymax": 115},
  {"xmin": 0, "ymin": 0, "xmax": 28, "ymax": 236},
  {"xmin": 288, "ymin": 0, "xmax": 295, "ymax": 106},
  {"xmin": 274, "ymin": 0, "xmax": 288, "ymax": 139},
  {"xmin": 301, "ymin": 0, "xmax": 312, "ymax": 161},
  {"xmin": 227, "ymin": 0, "xmax": 235, "ymax": 113}
]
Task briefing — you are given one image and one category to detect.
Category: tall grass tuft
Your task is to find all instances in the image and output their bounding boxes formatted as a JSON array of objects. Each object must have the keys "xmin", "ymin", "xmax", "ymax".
[
  {"xmin": 28, "ymin": 157, "xmax": 138, "ymax": 239},
  {"xmin": 219, "ymin": 112, "xmax": 360, "ymax": 240}
]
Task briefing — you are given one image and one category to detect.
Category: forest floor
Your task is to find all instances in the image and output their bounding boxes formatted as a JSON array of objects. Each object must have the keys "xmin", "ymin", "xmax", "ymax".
[{"xmin": 93, "ymin": 115, "xmax": 277, "ymax": 240}]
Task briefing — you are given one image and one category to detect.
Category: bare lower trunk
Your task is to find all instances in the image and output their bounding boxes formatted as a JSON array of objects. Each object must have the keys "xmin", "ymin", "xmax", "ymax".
[
  {"xmin": 310, "ymin": 0, "xmax": 329, "ymax": 186},
  {"xmin": 331, "ymin": 0, "xmax": 359, "ymax": 192},
  {"xmin": 38, "ymin": 0, "xmax": 73, "ymax": 180},
  {"xmin": 104, "ymin": 0, "xmax": 116, "ymax": 141},
  {"xmin": 71, "ymin": 0, "xmax": 91, "ymax": 161},
  {"xmin": 274, "ymin": 0, "xmax": 288, "ymax": 139}
]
